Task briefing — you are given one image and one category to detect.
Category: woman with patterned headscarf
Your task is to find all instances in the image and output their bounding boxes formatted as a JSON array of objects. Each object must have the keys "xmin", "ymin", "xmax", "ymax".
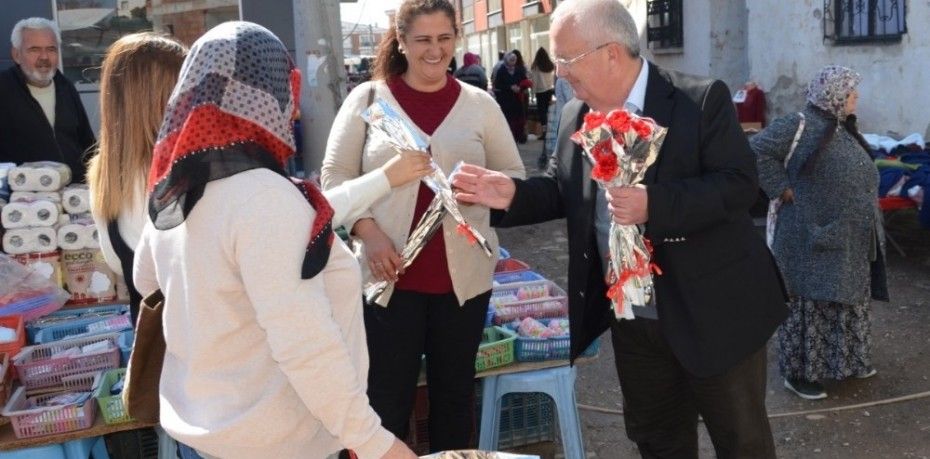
[
  {"xmin": 133, "ymin": 22, "xmax": 420, "ymax": 459},
  {"xmin": 751, "ymin": 65, "xmax": 888, "ymax": 401}
]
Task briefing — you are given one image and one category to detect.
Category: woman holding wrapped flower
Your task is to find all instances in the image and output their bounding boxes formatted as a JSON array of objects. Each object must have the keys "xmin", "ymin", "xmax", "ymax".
[
  {"xmin": 752, "ymin": 65, "xmax": 888, "ymax": 400},
  {"xmin": 321, "ymin": 0, "xmax": 525, "ymax": 451}
]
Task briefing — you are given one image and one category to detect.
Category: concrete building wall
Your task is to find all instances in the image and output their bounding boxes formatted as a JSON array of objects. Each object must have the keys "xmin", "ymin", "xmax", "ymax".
[{"xmin": 747, "ymin": 1, "xmax": 929, "ymax": 136}]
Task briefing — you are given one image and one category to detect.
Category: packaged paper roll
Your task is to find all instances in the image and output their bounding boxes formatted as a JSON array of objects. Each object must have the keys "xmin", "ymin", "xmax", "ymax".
[
  {"xmin": 58, "ymin": 221, "xmax": 99, "ymax": 250},
  {"xmin": 10, "ymin": 191, "xmax": 60, "ymax": 203},
  {"xmin": 62, "ymin": 184, "xmax": 90, "ymax": 214},
  {"xmin": 2, "ymin": 226, "xmax": 57, "ymax": 254},
  {"xmin": 12, "ymin": 251, "xmax": 63, "ymax": 288},
  {"xmin": 8, "ymin": 161, "xmax": 72, "ymax": 192},
  {"xmin": 1, "ymin": 199, "xmax": 60, "ymax": 229},
  {"xmin": 61, "ymin": 248, "xmax": 117, "ymax": 305}
]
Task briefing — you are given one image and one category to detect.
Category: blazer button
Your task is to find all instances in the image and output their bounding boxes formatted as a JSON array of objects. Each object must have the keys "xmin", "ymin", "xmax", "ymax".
[
  {"xmin": 578, "ymin": 291, "xmax": 585, "ymax": 298},
  {"xmin": 583, "ymin": 252, "xmax": 588, "ymax": 260}
]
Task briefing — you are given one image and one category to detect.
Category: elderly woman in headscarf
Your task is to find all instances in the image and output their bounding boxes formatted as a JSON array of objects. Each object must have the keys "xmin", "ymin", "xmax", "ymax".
[
  {"xmin": 453, "ymin": 51, "xmax": 488, "ymax": 90},
  {"xmin": 751, "ymin": 65, "xmax": 888, "ymax": 401},
  {"xmin": 493, "ymin": 51, "xmax": 531, "ymax": 143},
  {"xmin": 133, "ymin": 21, "xmax": 420, "ymax": 459}
]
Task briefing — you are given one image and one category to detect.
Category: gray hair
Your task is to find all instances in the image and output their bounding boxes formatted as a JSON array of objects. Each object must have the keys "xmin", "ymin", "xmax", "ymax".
[
  {"xmin": 10, "ymin": 17, "xmax": 61, "ymax": 49},
  {"xmin": 551, "ymin": 0, "xmax": 640, "ymax": 57}
]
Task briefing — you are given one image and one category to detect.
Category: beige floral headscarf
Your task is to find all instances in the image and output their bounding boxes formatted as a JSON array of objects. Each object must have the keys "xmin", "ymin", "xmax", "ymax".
[{"xmin": 806, "ymin": 65, "xmax": 861, "ymax": 121}]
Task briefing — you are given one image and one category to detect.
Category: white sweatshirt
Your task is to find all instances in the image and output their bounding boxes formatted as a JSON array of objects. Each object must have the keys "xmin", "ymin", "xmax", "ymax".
[{"xmin": 133, "ymin": 168, "xmax": 394, "ymax": 459}]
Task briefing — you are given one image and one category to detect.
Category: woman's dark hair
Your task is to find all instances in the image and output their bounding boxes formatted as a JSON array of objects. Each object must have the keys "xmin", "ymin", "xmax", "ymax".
[
  {"xmin": 531, "ymin": 47, "xmax": 554, "ymax": 73},
  {"xmin": 800, "ymin": 104, "xmax": 873, "ymax": 175},
  {"xmin": 372, "ymin": 0, "xmax": 459, "ymax": 80}
]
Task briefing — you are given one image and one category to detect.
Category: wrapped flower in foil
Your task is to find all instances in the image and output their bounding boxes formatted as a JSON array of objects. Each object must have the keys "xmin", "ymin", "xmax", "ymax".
[
  {"xmin": 361, "ymin": 99, "xmax": 493, "ymax": 304},
  {"xmin": 570, "ymin": 109, "xmax": 668, "ymax": 320}
]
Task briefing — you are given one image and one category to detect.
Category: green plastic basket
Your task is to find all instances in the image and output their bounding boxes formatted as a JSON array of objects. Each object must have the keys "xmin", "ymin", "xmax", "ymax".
[
  {"xmin": 94, "ymin": 368, "xmax": 133, "ymax": 425},
  {"xmin": 475, "ymin": 326, "xmax": 516, "ymax": 372}
]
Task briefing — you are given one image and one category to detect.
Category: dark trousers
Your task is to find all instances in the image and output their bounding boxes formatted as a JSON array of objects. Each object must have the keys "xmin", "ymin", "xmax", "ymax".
[
  {"xmin": 365, "ymin": 289, "xmax": 491, "ymax": 452},
  {"xmin": 535, "ymin": 89, "xmax": 554, "ymax": 127},
  {"xmin": 610, "ymin": 317, "xmax": 776, "ymax": 459}
]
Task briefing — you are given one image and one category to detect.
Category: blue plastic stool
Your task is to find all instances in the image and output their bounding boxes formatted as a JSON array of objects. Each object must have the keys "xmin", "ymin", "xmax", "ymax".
[
  {"xmin": 62, "ymin": 436, "xmax": 110, "ymax": 459},
  {"xmin": 0, "ymin": 436, "xmax": 109, "ymax": 459},
  {"xmin": 479, "ymin": 365, "xmax": 585, "ymax": 459},
  {"xmin": 0, "ymin": 443, "xmax": 66, "ymax": 459}
]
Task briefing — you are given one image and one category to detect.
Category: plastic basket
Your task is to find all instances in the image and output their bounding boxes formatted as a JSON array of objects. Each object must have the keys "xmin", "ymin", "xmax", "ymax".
[
  {"xmin": 494, "ymin": 258, "xmax": 529, "ymax": 274},
  {"xmin": 506, "ymin": 319, "xmax": 602, "ymax": 361},
  {"xmin": 32, "ymin": 313, "xmax": 132, "ymax": 344},
  {"xmin": 26, "ymin": 304, "xmax": 129, "ymax": 342},
  {"xmin": 491, "ymin": 281, "xmax": 569, "ymax": 324},
  {"xmin": 498, "ymin": 247, "xmax": 511, "ymax": 260},
  {"xmin": 0, "ymin": 314, "xmax": 26, "ymax": 358},
  {"xmin": 2, "ymin": 386, "xmax": 97, "ymax": 439},
  {"xmin": 13, "ymin": 333, "xmax": 121, "ymax": 391},
  {"xmin": 117, "ymin": 329, "xmax": 134, "ymax": 366},
  {"xmin": 492, "ymin": 270, "xmax": 545, "ymax": 286},
  {"xmin": 0, "ymin": 352, "xmax": 10, "ymax": 408},
  {"xmin": 475, "ymin": 326, "xmax": 516, "ymax": 372},
  {"xmin": 94, "ymin": 368, "xmax": 132, "ymax": 425}
]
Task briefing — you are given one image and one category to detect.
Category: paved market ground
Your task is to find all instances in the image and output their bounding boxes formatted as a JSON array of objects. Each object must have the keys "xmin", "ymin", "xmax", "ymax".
[{"xmin": 496, "ymin": 138, "xmax": 930, "ymax": 459}]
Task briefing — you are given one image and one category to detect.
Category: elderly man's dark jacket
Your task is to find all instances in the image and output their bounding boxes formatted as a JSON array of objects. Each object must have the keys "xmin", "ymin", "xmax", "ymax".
[
  {"xmin": 0, "ymin": 65, "xmax": 95, "ymax": 183},
  {"xmin": 494, "ymin": 63, "xmax": 788, "ymax": 377}
]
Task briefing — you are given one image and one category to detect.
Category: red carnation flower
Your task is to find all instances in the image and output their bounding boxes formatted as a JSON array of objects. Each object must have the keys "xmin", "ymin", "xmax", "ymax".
[{"xmin": 583, "ymin": 111, "xmax": 607, "ymax": 131}]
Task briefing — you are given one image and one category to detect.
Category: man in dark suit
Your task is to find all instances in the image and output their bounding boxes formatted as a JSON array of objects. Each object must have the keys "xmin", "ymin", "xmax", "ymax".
[{"xmin": 452, "ymin": 0, "xmax": 787, "ymax": 457}]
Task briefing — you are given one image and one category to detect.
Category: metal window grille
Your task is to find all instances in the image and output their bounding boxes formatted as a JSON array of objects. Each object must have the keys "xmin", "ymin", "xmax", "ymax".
[
  {"xmin": 646, "ymin": 0, "xmax": 683, "ymax": 49},
  {"xmin": 824, "ymin": 0, "xmax": 907, "ymax": 43}
]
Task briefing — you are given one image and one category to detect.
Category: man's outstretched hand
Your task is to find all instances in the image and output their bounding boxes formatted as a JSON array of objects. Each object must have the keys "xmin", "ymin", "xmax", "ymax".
[{"xmin": 451, "ymin": 163, "xmax": 517, "ymax": 210}]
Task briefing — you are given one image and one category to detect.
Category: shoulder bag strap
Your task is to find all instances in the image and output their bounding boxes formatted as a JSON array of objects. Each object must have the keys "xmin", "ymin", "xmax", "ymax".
[{"xmin": 784, "ymin": 112, "xmax": 806, "ymax": 167}]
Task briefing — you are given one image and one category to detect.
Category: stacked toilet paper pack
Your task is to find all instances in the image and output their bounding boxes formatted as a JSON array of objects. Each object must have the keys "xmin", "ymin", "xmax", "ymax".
[
  {"xmin": 1, "ymin": 162, "xmax": 70, "ymax": 287},
  {"xmin": 56, "ymin": 183, "xmax": 117, "ymax": 305}
]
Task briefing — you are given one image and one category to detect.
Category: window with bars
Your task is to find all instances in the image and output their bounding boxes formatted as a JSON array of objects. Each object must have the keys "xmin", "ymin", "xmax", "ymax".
[
  {"xmin": 824, "ymin": 0, "xmax": 906, "ymax": 43},
  {"xmin": 646, "ymin": 0, "xmax": 683, "ymax": 50}
]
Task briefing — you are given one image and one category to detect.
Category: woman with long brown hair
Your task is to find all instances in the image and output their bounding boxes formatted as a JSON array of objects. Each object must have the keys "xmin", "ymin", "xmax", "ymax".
[
  {"xmin": 87, "ymin": 32, "xmax": 187, "ymax": 321},
  {"xmin": 322, "ymin": 0, "xmax": 524, "ymax": 451}
]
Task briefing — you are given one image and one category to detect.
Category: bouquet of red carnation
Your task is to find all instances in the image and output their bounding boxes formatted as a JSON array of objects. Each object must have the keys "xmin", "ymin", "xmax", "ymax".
[{"xmin": 570, "ymin": 109, "xmax": 667, "ymax": 320}]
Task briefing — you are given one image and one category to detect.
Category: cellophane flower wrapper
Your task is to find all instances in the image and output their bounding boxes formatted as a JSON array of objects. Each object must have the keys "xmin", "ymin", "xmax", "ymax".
[
  {"xmin": 570, "ymin": 109, "xmax": 668, "ymax": 320},
  {"xmin": 361, "ymin": 99, "xmax": 493, "ymax": 304}
]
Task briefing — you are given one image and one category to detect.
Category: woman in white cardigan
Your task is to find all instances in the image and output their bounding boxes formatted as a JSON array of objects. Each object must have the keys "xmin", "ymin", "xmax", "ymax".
[{"xmin": 133, "ymin": 22, "xmax": 425, "ymax": 459}]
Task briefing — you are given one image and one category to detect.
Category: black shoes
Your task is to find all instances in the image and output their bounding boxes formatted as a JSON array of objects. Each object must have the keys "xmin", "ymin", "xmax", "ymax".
[{"xmin": 784, "ymin": 378, "xmax": 827, "ymax": 400}]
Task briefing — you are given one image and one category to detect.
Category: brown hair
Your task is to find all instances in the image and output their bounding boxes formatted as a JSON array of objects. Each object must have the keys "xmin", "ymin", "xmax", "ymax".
[
  {"xmin": 372, "ymin": 0, "xmax": 458, "ymax": 80},
  {"xmin": 87, "ymin": 33, "xmax": 187, "ymax": 221}
]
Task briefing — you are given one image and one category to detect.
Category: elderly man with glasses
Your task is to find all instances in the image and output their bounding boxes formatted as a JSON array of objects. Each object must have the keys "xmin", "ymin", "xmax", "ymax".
[{"xmin": 453, "ymin": 0, "xmax": 787, "ymax": 457}]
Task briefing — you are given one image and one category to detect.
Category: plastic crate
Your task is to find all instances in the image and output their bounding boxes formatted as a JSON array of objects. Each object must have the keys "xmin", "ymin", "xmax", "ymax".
[
  {"xmin": 13, "ymin": 333, "xmax": 121, "ymax": 392},
  {"xmin": 491, "ymin": 281, "xmax": 569, "ymax": 325},
  {"xmin": 117, "ymin": 329, "xmax": 134, "ymax": 366},
  {"xmin": 0, "ymin": 314, "xmax": 26, "ymax": 358},
  {"xmin": 494, "ymin": 258, "xmax": 530, "ymax": 274},
  {"xmin": 492, "ymin": 270, "xmax": 545, "ymax": 286},
  {"xmin": 2, "ymin": 386, "xmax": 97, "ymax": 439},
  {"xmin": 32, "ymin": 313, "xmax": 132, "ymax": 344},
  {"xmin": 95, "ymin": 368, "xmax": 131, "ymax": 425},
  {"xmin": 475, "ymin": 326, "xmax": 516, "ymax": 372},
  {"xmin": 474, "ymin": 384, "xmax": 557, "ymax": 450},
  {"xmin": 0, "ymin": 352, "xmax": 10, "ymax": 408},
  {"xmin": 507, "ymin": 319, "xmax": 602, "ymax": 362},
  {"xmin": 498, "ymin": 247, "xmax": 511, "ymax": 260},
  {"xmin": 26, "ymin": 304, "xmax": 129, "ymax": 342}
]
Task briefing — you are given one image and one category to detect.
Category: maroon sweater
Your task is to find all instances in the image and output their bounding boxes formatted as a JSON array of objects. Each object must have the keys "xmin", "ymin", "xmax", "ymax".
[{"xmin": 389, "ymin": 74, "xmax": 461, "ymax": 294}]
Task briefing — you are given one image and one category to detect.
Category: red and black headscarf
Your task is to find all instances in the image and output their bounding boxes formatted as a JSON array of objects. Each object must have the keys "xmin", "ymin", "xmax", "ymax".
[{"xmin": 148, "ymin": 21, "xmax": 333, "ymax": 279}]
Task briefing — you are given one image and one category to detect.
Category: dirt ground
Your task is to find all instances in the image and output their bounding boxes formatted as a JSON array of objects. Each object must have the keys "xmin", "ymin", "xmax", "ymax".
[{"xmin": 495, "ymin": 138, "xmax": 930, "ymax": 458}]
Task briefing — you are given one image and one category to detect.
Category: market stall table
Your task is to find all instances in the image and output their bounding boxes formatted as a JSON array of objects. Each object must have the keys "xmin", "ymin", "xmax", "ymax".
[{"xmin": 0, "ymin": 416, "xmax": 156, "ymax": 451}]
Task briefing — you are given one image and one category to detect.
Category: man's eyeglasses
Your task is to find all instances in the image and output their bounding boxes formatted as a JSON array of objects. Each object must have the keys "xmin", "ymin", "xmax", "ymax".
[{"xmin": 554, "ymin": 42, "xmax": 612, "ymax": 70}]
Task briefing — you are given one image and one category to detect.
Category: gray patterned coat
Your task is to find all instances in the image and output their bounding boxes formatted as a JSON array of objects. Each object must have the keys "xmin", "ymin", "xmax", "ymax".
[{"xmin": 751, "ymin": 106, "xmax": 888, "ymax": 305}]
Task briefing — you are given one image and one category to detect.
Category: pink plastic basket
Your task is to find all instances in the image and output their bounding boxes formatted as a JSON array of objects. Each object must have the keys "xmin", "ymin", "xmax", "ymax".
[
  {"xmin": 13, "ymin": 333, "xmax": 120, "ymax": 392},
  {"xmin": 491, "ymin": 281, "xmax": 569, "ymax": 324},
  {"xmin": 2, "ymin": 386, "xmax": 97, "ymax": 439}
]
